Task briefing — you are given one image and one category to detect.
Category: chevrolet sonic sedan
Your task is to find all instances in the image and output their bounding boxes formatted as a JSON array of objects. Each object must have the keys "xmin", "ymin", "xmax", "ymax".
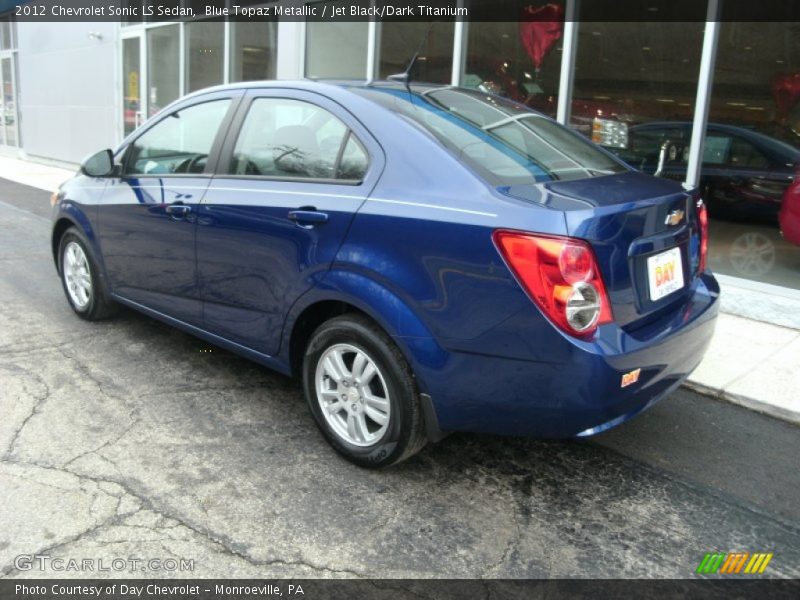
[{"xmin": 51, "ymin": 81, "xmax": 719, "ymax": 467}]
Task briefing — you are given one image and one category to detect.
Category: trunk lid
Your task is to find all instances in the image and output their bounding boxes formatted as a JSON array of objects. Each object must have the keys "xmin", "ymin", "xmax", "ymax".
[{"xmin": 502, "ymin": 171, "xmax": 702, "ymax": 330}]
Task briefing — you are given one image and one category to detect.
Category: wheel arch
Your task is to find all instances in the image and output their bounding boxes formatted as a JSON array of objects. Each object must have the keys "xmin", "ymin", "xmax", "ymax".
[
  {"xmin": 282, "ymin": 270, "xmax": 450, "ymax": 385},
  {"xmin": 51, "ymin": 217, "xmax": 77, "ymax": 272},
  {"xmin": 51, "ymin": 205, "xmax": 100, "ymax": 271},
  {"xmin": 284, "ymin": 283, "xmax": 449, "ymax": 443}
]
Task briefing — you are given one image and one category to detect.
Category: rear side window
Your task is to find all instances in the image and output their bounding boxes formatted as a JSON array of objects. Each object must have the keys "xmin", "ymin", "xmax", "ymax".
[
  {"xmin": 125, "ymin": 99, "xmax": 232, "ymax": 175},
  {"xmin": 351, "ymin": 86, "xmax": 626, "ymax": 184},
  {"xmin": 229, "ymin": 97, "xmax": 368, "ymax": 181}
]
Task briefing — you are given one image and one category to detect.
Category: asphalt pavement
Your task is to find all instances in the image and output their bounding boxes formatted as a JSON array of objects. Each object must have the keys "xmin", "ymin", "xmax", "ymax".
[{"xmin": 1, "ymin": 179, "xmax": 799, "ymax": 579}]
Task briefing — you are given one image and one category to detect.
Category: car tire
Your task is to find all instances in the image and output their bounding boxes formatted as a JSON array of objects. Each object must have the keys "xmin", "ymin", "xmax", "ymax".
[
  {"xmin": 303, "ymin": 313, "xmax": 428, "ymax": 468},
  {"xmin": 58, "ymin": 227, "xmax": 117, "ymax": 321}
]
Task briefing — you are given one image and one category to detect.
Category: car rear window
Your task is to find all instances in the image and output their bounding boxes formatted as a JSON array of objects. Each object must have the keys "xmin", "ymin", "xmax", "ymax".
[{"xmin": 351, "ymin": 86, "xmax": 627, "ymax": 185}]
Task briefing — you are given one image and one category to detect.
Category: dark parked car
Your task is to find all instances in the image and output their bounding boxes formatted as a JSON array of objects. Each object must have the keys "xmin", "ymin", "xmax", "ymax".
[
  {"xmin": 51, "ymin": 82, "xmax": 719, "ymax": 467},
  {"xmin": 613, "ymin": 122, "xmax": 800, "ymax": 222}
]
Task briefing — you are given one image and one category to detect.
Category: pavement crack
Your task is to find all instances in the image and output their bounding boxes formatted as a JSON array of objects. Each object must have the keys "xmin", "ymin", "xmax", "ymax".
[
  {"xmin": 4, "ymin": 365, "xmax": 51, "ymax": 459},
  {"xmin": 0, "ymin": 456, "xmax": 366, "ymax": 578},
  {"xmin": 250, "ymin": 557, "xmax": 366, "ymax": 578},
  {"xmin": 484, "ymin": 471, "xmax": 527, "ymax": 578},
  {"xmin": 0, "ymin": 502, "xmax": 122, "ymax": 577},
  {"xmin": 53, "ymin": 345, "xmax": 128, "ymax": 405},
  {"xmin": 63, "ymin": 415, "xmax": 140, "ymax": 470}
]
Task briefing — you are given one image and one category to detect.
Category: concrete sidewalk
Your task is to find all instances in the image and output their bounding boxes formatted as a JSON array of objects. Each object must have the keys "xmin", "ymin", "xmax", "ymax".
[
  {"xmin": 2, "ymin": 155, "xmax": 798, "ymax": 426},
  {"xmin": 0, "ymin": 155, "xmax": 76, "ymax": 194}
]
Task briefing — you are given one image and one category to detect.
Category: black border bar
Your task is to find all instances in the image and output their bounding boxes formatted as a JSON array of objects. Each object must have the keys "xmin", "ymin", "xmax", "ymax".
[
  {"xmin": 5, "ymin": 0, "xmax": 800, "ymax": 22},
  {"xmin": 3, "ymin": 579, "xmax": 800, "ymax": 600}
]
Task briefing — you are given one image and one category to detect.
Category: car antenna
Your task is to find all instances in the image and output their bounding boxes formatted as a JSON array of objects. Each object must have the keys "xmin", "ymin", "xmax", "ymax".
[{"xmin": 386, "ymin": 22, "xmax": 435, "ymax": 93}]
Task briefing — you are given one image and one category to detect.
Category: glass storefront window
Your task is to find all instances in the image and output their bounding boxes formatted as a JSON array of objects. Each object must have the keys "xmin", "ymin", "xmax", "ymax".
[
  {"xmin": 0, "ymin": 17, "xmax": 13, "ymax": 51},
  {"xmin": 463, "ymin": 16, "xmax": 564, "ymax": 118},
  {"xmin": 378, "ymin": 22, "xmax": 455, "ymax": 83},
  {"xmin": 185, "ymin": 20, "xmax": 224, "ymax": 93},
  {"xmin": 711, "ymin": 23, "xmax": 800, "ymax": 150},
  {"xmin": 1, "ymin": 57, "xmax": 17, "ymax": 147},
  {"xmin": 147, "ymin": 25, "xmax": 180, "ymax": 117},
  {"xmin": 705, "ymin": 22, "xmax": 800, "ymax": 290},
  {"xmin": 0, "ymin": 17, "xmax": 17, "ymax": 148},
  {"xmin": 305, "ymin": 2, "xmax": 368, "ymax": 79},
  {"xmin": 570, "ymin": 22, "xmax": 704, "ymax": 140},
  {"xmin": 230, "ymin": 21, "xmax": 277, "ymax": 82},
  {"xmin": 122, "ymin": 37, "xmax": 142, "ymax": 137}
]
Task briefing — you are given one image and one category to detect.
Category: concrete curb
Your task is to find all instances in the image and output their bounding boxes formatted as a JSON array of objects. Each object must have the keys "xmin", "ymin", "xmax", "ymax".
[{"xmin": 683, "ymin": 380, "xmax": 800, "ymax": 426}]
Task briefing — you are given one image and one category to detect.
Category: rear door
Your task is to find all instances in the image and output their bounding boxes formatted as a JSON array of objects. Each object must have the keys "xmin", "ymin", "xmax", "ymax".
[
  {"xmin": 718, "ymin": 134, "xmax": 789, "ymax": 220},
  {"xmin": 197, "ymin": 88, "xmax": 383, "ymax": 356},
  {"xmin": 98, "ymin": 91, "xmax": 241, "ymax": 324}
]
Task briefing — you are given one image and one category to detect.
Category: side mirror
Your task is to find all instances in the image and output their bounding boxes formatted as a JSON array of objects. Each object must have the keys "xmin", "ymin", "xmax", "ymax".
[{"xmin": 81, "ymin": 149, "xmax": 115, "ymax": 178}]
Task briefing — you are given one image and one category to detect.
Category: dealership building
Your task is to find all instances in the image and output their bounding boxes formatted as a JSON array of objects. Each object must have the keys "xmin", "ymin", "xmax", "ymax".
[{"xmin": 0, "ymin": 1, "xmax": 799, "ymax": 292}]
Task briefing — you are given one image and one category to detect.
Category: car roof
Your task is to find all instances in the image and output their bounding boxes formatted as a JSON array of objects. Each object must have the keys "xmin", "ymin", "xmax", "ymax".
[{"xmin": 182, "ymin": 79, "xmax": 448, "ymax": 99}]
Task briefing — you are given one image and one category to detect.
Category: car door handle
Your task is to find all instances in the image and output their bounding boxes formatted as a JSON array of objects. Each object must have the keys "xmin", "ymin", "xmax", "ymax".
[
  {"xmin": 165, "ymin": 203, "xmax": 192, "ymax": 219},
  {"xmin": 288, "ymin": 209, "xmax": 329, "ymax": 227}
]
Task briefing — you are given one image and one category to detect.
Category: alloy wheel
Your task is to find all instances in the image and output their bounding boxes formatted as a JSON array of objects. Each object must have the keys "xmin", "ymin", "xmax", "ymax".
[
  {"xmin": 314, "ymin": 343, "xmax": 391, "ymax": 447},
  {"xmin": 63, "ymin": 241, "xmax": 93, "ymax": 310}
]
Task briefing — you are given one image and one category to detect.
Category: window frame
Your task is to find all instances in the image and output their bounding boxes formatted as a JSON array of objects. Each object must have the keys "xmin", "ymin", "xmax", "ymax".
[
  {"xmin": 216, "ymin": 89, "xmax": 374, "ymax": 186},
  {"xmin": 118, "ymin": 90, "xmax": 244, "ymax": 179}
]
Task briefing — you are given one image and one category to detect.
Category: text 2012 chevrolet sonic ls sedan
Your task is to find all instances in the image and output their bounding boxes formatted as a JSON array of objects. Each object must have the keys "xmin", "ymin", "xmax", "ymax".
[{"xmin": 51, "ymin": 81, "xmax": 719, "ymax": 467}]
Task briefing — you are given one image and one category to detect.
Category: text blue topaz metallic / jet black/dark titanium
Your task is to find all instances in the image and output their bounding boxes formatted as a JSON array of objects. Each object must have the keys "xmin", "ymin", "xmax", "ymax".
[{"xmin": 51, "ymin": 81, "xmax": 720, "ymax": 467}]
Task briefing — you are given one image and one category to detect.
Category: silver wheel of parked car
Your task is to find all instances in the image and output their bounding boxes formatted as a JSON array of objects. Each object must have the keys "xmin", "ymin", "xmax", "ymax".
[
  {"xmin": 63, "ymin": 241, "xmax": 93, "ymax": 310},
  {"xmin": 314, "ymin": 343, "xmax": 391, "ymax": 447}
]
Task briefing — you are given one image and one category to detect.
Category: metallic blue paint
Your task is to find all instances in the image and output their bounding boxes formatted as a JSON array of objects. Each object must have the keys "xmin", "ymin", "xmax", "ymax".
[{"xmin": 52, "ymin": 80, "xmax": 720, "ymax": 441}]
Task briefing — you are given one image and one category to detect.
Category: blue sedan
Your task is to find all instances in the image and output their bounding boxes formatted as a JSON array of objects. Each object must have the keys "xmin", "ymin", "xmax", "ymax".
[{"xmin": 51, "ymin": 81, "xmax": 719, "ymax": 467}]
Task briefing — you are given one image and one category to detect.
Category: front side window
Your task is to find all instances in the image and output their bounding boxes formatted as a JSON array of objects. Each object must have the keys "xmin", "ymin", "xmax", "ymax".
[
  {"xmin": 728, "ymin": 137, "xmax": 770, "ymax": 169},
  {"xmin": 229, "ymin": 98, "xmax": 367, "ymax": 181},
  {"xmin": 702, "ymin": 135, "xmax": 732, "ymax": 166},
  {"xmin": 124, "ymin": 99, "xmax": 232, "ymax": 176}
]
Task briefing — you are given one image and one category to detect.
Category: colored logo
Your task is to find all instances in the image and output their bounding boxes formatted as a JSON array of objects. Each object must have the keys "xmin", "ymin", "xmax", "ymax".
[
  {"xmin": 696, "ymin": 552, "xmax": 773, "ymax": 575},
  {"xmin": 664, "ymin": 209, "xmax": 685, "ymax": 226},
  {"xmin": 621, "ymin": 368, "xmax": 641, "ymax": 388}
]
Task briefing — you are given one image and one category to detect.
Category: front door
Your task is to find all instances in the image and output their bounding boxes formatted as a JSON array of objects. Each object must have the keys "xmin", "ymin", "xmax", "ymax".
[
  {"xmin": 197, "ymin": 89, "xmax": 381, "ymax": 356},
  {"xmin": 98, "ymin": 94, "xmax": 239, "ymax": 325}
]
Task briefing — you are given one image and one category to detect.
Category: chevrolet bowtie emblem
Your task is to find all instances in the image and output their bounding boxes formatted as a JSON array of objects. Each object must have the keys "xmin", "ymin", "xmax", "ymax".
[{"xmin": 665, "ymin": 209, "xmax": 685, "ymax": 226}]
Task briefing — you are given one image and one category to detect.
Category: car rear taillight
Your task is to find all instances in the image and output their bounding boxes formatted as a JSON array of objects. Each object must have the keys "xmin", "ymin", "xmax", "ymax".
[
  {"xmin": 695, "ymin": 198, "xmax": 708, "ymax": 273},
  {"xmin": 493, "ymin": 230, "xmax": 613, "ymax": 338}
]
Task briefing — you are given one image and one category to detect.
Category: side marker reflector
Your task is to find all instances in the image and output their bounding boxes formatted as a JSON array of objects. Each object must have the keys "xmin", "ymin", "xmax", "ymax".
[{"xmin": 621, "ymin": 368, "xmax": 641, "ymax": 388}]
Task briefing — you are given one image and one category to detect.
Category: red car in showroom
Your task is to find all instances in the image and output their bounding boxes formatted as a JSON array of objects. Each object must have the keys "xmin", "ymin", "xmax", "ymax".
[{"xmin": 780, "ymin": 178, "xmax": 800, "ymax": 245}]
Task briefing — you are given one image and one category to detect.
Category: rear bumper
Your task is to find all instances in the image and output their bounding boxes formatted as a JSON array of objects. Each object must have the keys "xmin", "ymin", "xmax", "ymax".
[{"xmin": 418, "ymin": 273, "xmax": 720, "ymax": 438}]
